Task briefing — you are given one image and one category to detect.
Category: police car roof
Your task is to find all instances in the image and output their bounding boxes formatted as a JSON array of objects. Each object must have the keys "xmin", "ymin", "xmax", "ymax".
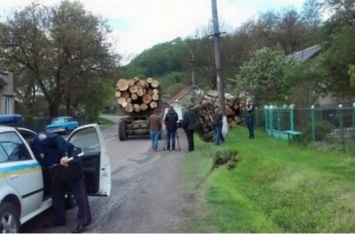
[
  {"xmin": 0, "ymin": 114, "xmax": 23, "ymax": 125},
  {"xmin": 0, "ymin": 125, "xmax": 18, "ymax": 132}
]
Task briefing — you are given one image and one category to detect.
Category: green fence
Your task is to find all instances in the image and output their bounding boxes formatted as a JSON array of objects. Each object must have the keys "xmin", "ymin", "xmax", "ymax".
[{"xmin": 263, "ymin": 103, "xmax": 355, "ymax": 152}]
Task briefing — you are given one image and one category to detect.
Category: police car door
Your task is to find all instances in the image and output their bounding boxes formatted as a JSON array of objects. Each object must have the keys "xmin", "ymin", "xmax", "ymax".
[{"xmin": 68, "ymin": 124, "xmax": 111, "ymax": 196}]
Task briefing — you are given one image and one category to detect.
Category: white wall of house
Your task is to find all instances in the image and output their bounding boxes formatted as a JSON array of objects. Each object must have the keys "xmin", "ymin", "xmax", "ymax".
[{"xmin": 0, "ymin": 71, "xmax": 15, "ymax": 115}]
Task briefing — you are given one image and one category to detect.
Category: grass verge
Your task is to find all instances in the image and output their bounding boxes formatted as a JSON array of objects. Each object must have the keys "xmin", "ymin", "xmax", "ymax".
[
  {"xmin": 182, "ymin": 127, "xmax": 355, "ymax": 232},
  {"xmin": 98, "ymin": 116, "xmax": 115, "ymax": 128}
]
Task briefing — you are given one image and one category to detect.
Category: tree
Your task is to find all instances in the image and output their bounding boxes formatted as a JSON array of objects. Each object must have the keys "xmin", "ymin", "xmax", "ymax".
[
  {"xmin": 301, "ymin": 0, "xmax": 323, "ymax": 28},
  {"xmin": 317, "ymin": 0, "xmax": 355, "ymax": 98},
  {"xmin": 0, "ymin": 1, "xmax": 119, "ymax": 118},
  {"xmin": 230, "ymin": 47, "xmax": 295, "ymax": 105},
  {"xmin": 348, "ymin": 64, "xmax": 355, "ymax": 88}
]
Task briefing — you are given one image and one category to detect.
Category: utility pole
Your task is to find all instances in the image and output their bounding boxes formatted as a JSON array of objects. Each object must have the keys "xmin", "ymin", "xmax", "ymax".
[
  {"xmin": 183, "ymin": 42, "xmax": 196, "ymax": 87},
  {"xmin": 211, "ymin": 0, "xmax": 228, "ymax": 138},
  {"xmin": 211, "ymin": 0, "xmax": 226, "ymax": 116}
]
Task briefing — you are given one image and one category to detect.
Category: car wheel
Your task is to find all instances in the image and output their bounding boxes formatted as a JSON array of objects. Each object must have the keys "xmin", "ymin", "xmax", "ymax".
[{"xmin": 0, "ymin": 202, "xmax": 20, "ymax": 233}]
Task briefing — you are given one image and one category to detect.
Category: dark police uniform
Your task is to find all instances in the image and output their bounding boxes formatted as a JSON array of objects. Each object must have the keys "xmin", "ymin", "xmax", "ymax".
[{"xmin": 31, "ymin": 132, "xmax": 91, "ymax": 233}]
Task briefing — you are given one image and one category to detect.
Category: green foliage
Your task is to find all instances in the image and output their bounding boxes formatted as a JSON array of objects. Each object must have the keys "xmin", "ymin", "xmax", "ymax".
[
  {"xmin": 165, "ymin": 83, "xmax": 186, "ymax": 98},
  {"xmin": 318, "ymin": 0, "xmax": 355, "ymax": 97},
  {"xmin": 231, "ymin": 47, "xmax": 295, "ymax": 105},
  {"xmin": 348, "ymin": 64, "xmax": 355, "ymax": 88},
  {"xmin": 119, "ymin": 65, "xmax": 145, "ymax": 78},
  {"xmin": 158, "ymin": 71, "xmax": 184, "ymax": 95},
  {"xmin": 300, "ymin": 120, "xmax": 334, "ymax": 143},
  {"xmin": 129, "ymin": 39, "xmax": 183, "ymax": 77}
]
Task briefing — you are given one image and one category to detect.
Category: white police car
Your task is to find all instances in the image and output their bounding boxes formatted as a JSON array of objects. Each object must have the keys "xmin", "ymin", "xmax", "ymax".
[{"xmin": 0, "ymin": 115, "xmax": 111, "ymax": 233}]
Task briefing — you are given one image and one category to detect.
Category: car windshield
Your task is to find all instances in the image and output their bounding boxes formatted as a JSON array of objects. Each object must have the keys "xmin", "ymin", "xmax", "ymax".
[{"xmin": 52, "ymin": 118, "xmax": 66, "ymax": 124}]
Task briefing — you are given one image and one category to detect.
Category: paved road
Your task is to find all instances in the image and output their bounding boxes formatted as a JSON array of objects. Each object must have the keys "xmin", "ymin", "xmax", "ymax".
[{"xmin": 21, "ymin": 118, "xmax": 196, "ymax": 233}]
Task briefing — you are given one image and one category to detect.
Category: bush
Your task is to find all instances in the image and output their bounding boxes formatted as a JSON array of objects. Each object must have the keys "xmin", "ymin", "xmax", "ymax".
[{"xmin": 300, "ymin": 120, "xmax": 334, "ymax": 144}]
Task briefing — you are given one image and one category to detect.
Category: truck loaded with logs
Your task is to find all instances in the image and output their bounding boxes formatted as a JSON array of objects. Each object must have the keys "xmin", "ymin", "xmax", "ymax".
[{"xmin": 115, "ymin": 77, "xmax": 162, "ymax": 141}]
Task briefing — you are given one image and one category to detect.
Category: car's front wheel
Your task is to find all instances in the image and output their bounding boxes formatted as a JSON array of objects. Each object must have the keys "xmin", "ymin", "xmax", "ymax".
[{"xmin": 0, "ymin": 202, "xmax": 20, "ymax": 233}]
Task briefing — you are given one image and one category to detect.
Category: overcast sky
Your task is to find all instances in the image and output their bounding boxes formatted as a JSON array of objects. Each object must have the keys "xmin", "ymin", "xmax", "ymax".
[{"xmin": 0, "ymin": 0, "xmax": 305, "ymax": 64}]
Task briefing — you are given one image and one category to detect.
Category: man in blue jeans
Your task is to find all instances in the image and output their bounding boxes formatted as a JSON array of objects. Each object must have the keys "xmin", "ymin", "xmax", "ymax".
[
  {"xmin": 164, "ymin": 106, "xmax": 179, "ymax": 151},
  {"xmin": 148, "ymin": 109, "xmax": 162, "ymax": 151},
  {"xmin": 213, "ymin": 107, "xmax": 223, "ymax": 145}
]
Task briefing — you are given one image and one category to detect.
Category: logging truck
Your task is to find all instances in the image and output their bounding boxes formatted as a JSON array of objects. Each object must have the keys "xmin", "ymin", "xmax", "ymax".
[{"xmin": 115, "ymin": 77, "xmax": 162, "ymax": 141}]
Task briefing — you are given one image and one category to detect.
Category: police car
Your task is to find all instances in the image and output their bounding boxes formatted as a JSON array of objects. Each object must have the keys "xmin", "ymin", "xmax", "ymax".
[{"xmin": 0, "ymin": 114, "xmax": 111, "ymax": 233}]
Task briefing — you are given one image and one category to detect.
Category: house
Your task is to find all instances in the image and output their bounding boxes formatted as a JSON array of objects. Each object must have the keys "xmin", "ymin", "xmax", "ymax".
[
  {"xmin": 289, "ymin": 45, "xmax": 354, "ymax": 107},
  {"xmin": 168, "ymin": 85, "xmax": 203, "ymax": 109},
  {"xmin": 0, "ymin": 70, "xmax": 15, "ymax": 114},
  {"xmin": 290, "ymin": 44, "xmax": 322, "ymax": 61}
]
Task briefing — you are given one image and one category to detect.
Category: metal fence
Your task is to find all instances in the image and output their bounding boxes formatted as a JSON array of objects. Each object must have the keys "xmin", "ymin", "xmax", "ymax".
[{"xmin": 260, "ymin": 103, "xmax": 355, "ymax": 153}]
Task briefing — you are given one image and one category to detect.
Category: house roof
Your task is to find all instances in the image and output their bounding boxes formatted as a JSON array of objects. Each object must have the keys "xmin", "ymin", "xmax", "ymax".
[
  {"xmin": 169, "ymin": 85, "xmax": 197, "ymax": 103},
  {"xmin": 290, "ymin": 44, "xmax": 322, "ymax": 61}
]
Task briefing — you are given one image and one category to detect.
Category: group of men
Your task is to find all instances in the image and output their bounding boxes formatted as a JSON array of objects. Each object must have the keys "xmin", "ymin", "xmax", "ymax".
[
  {"xmin": 148, "ymin": 98, "xmax": 256, "ymax": 151},
  {"xmin": 148, "ymin": 105, "xmax": 197, "ymax": 152}
]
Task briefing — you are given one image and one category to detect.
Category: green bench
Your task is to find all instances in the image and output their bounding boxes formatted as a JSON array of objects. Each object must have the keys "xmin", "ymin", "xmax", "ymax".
[{"xmin": 284, "ymin": 130, "xmax": 302, "ymax": 145}]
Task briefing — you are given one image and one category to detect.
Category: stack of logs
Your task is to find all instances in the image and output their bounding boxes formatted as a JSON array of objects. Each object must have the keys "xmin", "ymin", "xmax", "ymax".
[
  {"xmin": 194, "ymin": 90, "xmax": 242, "ymax": 141},
  {"xmin": 115, "ymin": 77, "xmax": 160, "ymax": 113}
]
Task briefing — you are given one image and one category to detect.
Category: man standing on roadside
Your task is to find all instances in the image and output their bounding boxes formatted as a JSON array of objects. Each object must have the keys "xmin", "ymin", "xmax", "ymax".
[
  {"xmin": 183, "ymin": 105, "xmax": 197, "ymax": 152},
  {"xmin": 164, "ymin": 106, "xmax": 178, "ymax": 151},
  {"xmin": 148, "ymin": 108, "xmax": 162, "ymax": 151},
  {"xmin": 246, "ymin": 98, "xmax": 255, "ymax": 139},
  {"xmin": 213, "ymin": 107, "xmax": 224, "ymax": 145}
]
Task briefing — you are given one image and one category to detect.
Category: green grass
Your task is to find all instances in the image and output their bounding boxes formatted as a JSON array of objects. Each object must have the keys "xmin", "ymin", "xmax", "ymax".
[{"xmin": 182, "ymin": 127, "xmax": 355, "ymax": 233}]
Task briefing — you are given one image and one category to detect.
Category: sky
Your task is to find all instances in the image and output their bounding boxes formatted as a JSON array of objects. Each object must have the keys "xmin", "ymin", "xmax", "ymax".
[{"xmin": 0, "ymin": 0, "xmax": 306, "ymax": 64}]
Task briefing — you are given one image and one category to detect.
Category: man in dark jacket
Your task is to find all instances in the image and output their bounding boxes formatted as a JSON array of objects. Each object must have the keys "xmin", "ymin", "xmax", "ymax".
[
  {"xmin": 164, "ymin": 106, "xmax": 179, "ymax": 151},
  {"xmin": 213, "ymin": 107, "xmax": 223, "ymax": 145},
  {"xmin": 183, "ymin": 106, "xmax": 197, "ymax": 152},
  {"xmin": 246, "ymin": 99, "xmax": 255, "ymax": 139},
  {"xmin": 31, "ymin": 132, "xmax": 91, "ymax": 233}
]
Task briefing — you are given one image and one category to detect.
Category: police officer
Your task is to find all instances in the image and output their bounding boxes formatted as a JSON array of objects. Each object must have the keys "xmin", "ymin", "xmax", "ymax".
[{"xmin": 31, "ymin": 132, "xmax": 91, "ymax": 233}]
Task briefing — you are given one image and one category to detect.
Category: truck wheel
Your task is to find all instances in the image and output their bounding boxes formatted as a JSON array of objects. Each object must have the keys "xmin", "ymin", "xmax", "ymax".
[
  {"xmin": 118, "ymin": 121, "xmax": 127, "ymax": 141},
  {"xmin": 0, "ymin": 202, "xmax": 20, "ymax": 233}
]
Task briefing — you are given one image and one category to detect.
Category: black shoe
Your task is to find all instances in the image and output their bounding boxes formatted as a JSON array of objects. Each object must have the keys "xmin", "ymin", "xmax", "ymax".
[
  {"xmin": 71, "ymin": 224, "xmax": 88, "ymax": 233},
  {"xmin": 43, "ymin": 222, "xmax": 66, "ymax": 228}
]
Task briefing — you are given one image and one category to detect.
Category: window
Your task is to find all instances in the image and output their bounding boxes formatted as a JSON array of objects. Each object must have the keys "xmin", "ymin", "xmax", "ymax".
[
  {"xmin": 70, "ymin": 127, "xmax": 100, "ymax": 155},
  {"xmin": 0, "ymin": 131, "xmax": 32, "ymax": 162},
  {"xmin": 4, "ymin": 97, "xmax": 14, "ymax": 114}
]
